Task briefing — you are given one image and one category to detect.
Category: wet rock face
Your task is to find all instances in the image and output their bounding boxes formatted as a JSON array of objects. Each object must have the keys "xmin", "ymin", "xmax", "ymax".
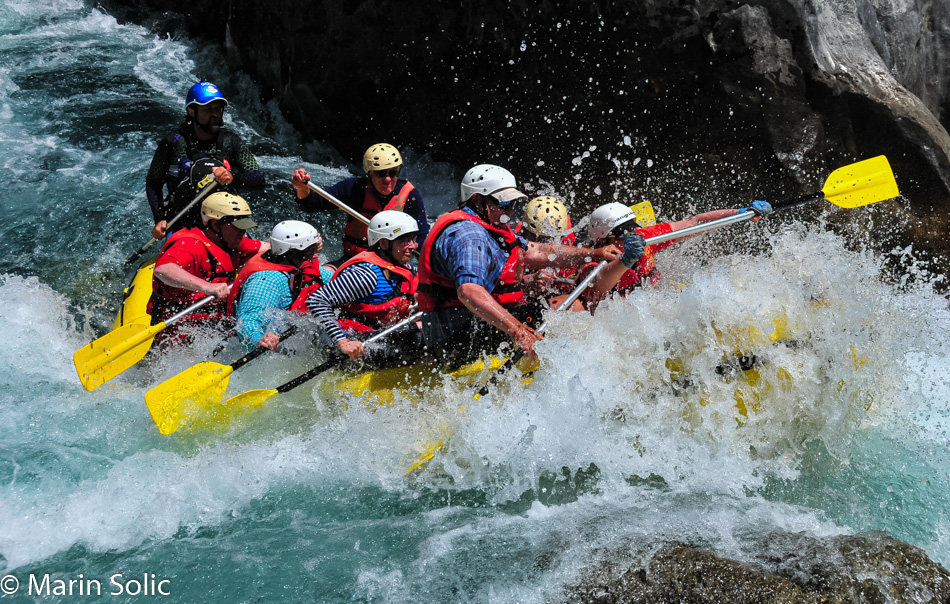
[
  {"xmin": 105, "ymin": 0, "xmax": 950, "ymax": 251},
  {"xmin": 566, "ymin": 531, "xmax": 950, "ymax": 603}
]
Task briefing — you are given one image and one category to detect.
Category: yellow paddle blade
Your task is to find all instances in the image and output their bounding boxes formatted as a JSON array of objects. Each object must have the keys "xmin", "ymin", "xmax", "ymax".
[
  {"xmin": 630, "ymin": 201, "xmax": 656, "ymax": 227},
  {"xmin": 176, "ymin": 388, "xmax": 279, "ymax": 434},
  {"xmin": 223, "ymin": 388, "xmax": 279, "ymax": 410},
  {"xmin": 73, "ymin": 321, "xmax": 164, "ymax": 391},
  {"xmin": 145, "ymin": 361, "xmax": 233, "ymax": 435},
  {"xmin": 406, "ymin": 438, "xmax": 446, "ymax": 475},
  {"xmin": 821, "ymin": 155, "xmax": 899, "ymax": 208}
]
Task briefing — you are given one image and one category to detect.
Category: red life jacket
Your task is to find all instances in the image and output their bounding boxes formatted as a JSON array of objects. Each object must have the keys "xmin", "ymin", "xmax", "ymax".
[
  {"xmin": 611, "ymin": 223, "xmax": 677, "ymax": 293},
  {"xmin": 227, "ymin": 252, "xmax": 324, "ymax": 314},
  {"xmin": 415, "ymin": 209, "xmax": 525, "ymax": 313},
  {"xmin": 614, "ymin": 245, "xmax": 660, "ymax": 293},
  {"xmin": 574, "ymin": 224, "xmax": 667, "ymax": 298},
  {"xmin": 289, "ymin": 260, "xmax": 325, "ymax": 313},
  {"xmin": 332, "ymin": 251, "xmax": 416, "ymax": 328},
  {"xmin": 516, "ymin": 217, "xmax": 577, "ymax": 298},
  {"xmin": 148, "ymin": 226, "xmax": 239, "ymax": 321},
  {"xmin": 341, "ymin": 180, "xmax": 415, "ymax": 258}
]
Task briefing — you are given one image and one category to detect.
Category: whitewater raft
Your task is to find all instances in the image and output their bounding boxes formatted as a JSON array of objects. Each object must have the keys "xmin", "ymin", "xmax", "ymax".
[{"xmin": 118, "ymin": 259, "xmax": 842, "ymax": 445}]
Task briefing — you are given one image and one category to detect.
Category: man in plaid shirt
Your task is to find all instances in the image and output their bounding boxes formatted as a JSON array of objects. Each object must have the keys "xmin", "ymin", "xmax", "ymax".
[{"xmin": 415, "ymin": 165, "xmax": 621, "ymax": 366}]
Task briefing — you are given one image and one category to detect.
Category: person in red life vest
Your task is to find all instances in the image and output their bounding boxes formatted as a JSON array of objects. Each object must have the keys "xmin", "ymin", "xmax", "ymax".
[
  {"xmin": 148, "ymin": 191, "xmax": 268, "ymax": 347},
  {"xmin": 290, "ymin": 143, "xmax": 430, "ymax": 268},
  {"xmin": 415, "ymin": 164, "xmax": 621, "ymax": 367},
  {"xmin": 305, "ymin": 211, "xmax": 420, "ymax": 365},
  {"xmin": 231, "ymin": 220, "xmax": 332, "ymax": 351},
  {"xmin": 578, "ymin": 200, "xmax": 773, "ymax": 309},
  {"xmin": 145, "ymin": 82, "xmax": 265, "ymax": 239},
  {"xmin": 306, "ymin": 210, "xmax": 420, "ymax": 364}
]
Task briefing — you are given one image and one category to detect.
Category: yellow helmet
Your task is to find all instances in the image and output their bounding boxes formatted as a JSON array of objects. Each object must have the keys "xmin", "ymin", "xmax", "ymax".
[
  {"xmin": 201, "ymin": 192, "xmax": 257, "ymax": 229},
  {"xmin": 524, "ymin": 196, "xmax": 570, "ymax": 238},
  {"xmin": 363, "ymin": 143, "xmax": 403, "ymax": 173}
]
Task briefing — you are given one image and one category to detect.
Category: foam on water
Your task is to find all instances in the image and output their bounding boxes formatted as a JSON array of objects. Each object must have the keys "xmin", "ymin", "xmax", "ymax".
[
  {"xmin": 1, "ymin": 194, "xmax": 948, "ymax": 599},
  {"xmin": 399, "ymin": 225, "xmax": 921, "ymax": 482}
]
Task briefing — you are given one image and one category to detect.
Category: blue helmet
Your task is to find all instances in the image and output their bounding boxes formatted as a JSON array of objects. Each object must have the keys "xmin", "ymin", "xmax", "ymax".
[{"xmin": 185, "ymin": 82, "xmax": 228, "ymax": 109}]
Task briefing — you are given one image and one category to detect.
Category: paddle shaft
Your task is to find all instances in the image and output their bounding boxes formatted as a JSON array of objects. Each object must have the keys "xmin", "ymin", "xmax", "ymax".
[
  {"xmin": 230, "ymin": 325, "xmax": 298, "ymax": 371},
  {"xmin": 160, "ymin": 292, "xmax": 221, "ymax": 326},
  {"xmin": 275, "ymin": 311, "xmax": 424, "ymax": 394},
  {"xmin": 125, "ymin": 181, "xmax": 219, "ymax": 267},
  {"xmin": 110, "ymin": 293, "xmax": 219, "ymax": 356},
  {"xmin": 489, "ymin": 216, "xmax": 747, "ymax": 358},
  {"xmin": 76, "ymin": 292, "xmax": 220, "ymax": 390},
  {"xmin": 305, "ymin": 180, "xmax": 425, "ymax": 259},
  {"xmin": 475, "ymin": 180, "xmax": 879, "ymax": 397},
  {"xmin": 306, "ymin": 181, "xmax": 371, "ymax": 225},
  {"xmin": 621, "ymin": 191, "xmax": 828, "ymax": 249}
]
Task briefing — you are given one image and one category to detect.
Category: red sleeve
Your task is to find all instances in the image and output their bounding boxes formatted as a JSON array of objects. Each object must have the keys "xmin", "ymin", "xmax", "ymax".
[
  {"xmin": 637, "ymin": 222, "xmax": 675, "ymax": 253},
  {"xmin": 235, "ymin": 236, "xmax": 263, "ymax": 267},
  {"xmin": 155, "ymin": 238, "xmax": 203, "ymax": 273}
]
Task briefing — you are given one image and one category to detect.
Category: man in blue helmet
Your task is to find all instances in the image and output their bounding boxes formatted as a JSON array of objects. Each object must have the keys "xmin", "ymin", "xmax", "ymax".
[{"xmin": 145, "ymin": 81, "xmax": 266, "ymax": 239}]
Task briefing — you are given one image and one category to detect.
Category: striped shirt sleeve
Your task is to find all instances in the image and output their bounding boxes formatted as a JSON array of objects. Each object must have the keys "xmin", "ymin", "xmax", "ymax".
[{"xmin": 306, "ymin": 263, "xmax": 379, "ymax": 342}]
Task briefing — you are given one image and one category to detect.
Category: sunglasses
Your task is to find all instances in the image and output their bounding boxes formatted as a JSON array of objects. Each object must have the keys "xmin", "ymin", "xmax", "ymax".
[
  {"xmin": 372, "ymin": 168, "xmax": 401, "ymax": 179},
  {"xmin": 490, "ymin": 196, "xmax": 526, "ymax": 211}
]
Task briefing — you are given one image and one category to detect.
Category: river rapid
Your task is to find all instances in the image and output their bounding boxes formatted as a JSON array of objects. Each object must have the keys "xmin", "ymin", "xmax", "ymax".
[{"xmin": 1, "ymin": 1, "xmax": 949, "ymax": 602}]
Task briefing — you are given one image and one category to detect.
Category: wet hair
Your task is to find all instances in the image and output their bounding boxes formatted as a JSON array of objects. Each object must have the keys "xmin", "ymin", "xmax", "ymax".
[{"xmin": 280, "ymin": 240, "xmax": 322, "ymax": 266}]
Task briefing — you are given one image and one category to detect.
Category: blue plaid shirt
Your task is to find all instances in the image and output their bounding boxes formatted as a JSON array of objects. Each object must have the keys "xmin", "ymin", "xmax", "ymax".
[{"xmin": 430, "ymin": 208, "xmax": 527, "ymax": 291}]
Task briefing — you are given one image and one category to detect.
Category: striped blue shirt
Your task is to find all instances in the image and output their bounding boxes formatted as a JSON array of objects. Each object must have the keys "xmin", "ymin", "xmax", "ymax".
[
  {"xmin": 306, "ymin": 262, "xmax": 411, "ymax": 342},
  {"xmin": 307, "ymin": 264, "xmax": 380, "ymax": 342}
]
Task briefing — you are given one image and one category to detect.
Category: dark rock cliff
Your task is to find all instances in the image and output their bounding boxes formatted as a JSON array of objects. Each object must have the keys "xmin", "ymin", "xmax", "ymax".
[{"xmin": 104, "ymin": 0, "xmax": 950, "ymax": 253}]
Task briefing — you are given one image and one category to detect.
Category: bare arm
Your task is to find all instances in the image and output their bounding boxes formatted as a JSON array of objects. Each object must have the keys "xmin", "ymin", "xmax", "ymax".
[
  {"xmin": 665, "ymin": 209, "xmax": 746, "ymax": 242},
  {"xmin": 457, "ymin": 282, "xmax": 541, "ymax": 352},
  {"xmin": 522, "ymin": 241, "xmax": 620, "ymax": 270},
  {"xmin": 585, "ymin": 256, "xmax": 633, "ymax": 298},
  {"xmin": 154, "ymin": 264, "xmax": 230, "ymax": 300}
]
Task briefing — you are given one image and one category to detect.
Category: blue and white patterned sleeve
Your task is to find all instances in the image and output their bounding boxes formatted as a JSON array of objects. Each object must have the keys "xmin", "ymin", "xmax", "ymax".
[{"xmin": 235, "ymin": 271, "xmax": 293, "ymax": 348}]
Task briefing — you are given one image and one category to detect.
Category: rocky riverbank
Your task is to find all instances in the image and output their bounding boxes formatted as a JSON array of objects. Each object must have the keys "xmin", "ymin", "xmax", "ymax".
[{"xmin": 566, "ymin": 531, "xmax": 950, "ymax": 603}]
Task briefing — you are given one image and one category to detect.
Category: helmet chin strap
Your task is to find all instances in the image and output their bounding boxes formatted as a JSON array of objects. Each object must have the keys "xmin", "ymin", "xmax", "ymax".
[
  {"xmin": 376, "ymin": 241, "xmax": 396, "ymax": 264},
  {"xmin": 468, "ymin": 196, "xmax": 491, "ymax": 224},
  {"xmin": 194, "ymin": 117, "xmax": 216, "ymax": 136}
]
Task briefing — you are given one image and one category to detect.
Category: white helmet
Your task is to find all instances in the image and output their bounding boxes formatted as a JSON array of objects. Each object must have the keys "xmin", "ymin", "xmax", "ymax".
[
  {"xmin": 588, "ymin": 202, "xmax": 638, "ymax": 241},
  {"xmin": 270, "ymin": 220, "xmax": 322, "ymax": 256},
  {"xmin": 460, "ymin": 164, "xmax": 520, "ymax": 203},
  {"xmin": 367, "ymin": 210, "xmax": 419, "ymax": 247}
]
